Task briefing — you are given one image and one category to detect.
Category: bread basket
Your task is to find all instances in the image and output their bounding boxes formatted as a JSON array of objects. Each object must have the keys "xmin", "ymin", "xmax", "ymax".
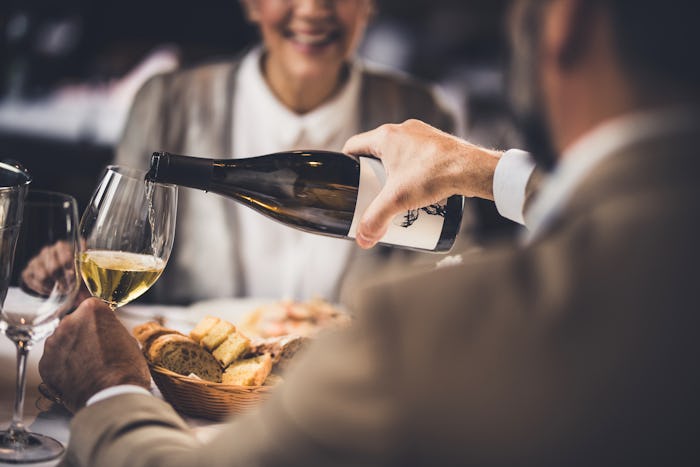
[{"xmin": 149, "ymin": 364, "xmax": 276, "ymax": 420}]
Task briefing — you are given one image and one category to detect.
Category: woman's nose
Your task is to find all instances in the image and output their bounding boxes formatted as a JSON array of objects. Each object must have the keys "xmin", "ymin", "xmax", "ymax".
[{"xmin": 293, "ymin": 0, "xmax": 334, "ymax": 18}]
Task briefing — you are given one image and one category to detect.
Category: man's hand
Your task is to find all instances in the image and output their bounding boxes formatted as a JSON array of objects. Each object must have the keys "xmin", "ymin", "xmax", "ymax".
[
  {"xmin": 21, "ymin": 239, "xmax": 91, "ymax": 304},
  {"xmin": 39, "ymin": 298, "xmax": 151, "ymax": 413},
  {"xmin": 342, "ymin": 119, "xmax": 501, "ymax": 249}
]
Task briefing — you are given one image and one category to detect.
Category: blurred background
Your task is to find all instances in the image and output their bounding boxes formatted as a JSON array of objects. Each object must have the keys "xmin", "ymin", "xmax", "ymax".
[{"xmin": 0, "ymin": 0, "xmax": 517, "ymax": 237}]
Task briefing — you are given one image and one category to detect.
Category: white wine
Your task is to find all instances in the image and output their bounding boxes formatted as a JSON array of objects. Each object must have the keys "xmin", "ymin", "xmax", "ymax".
[
  {"xmin": 78, "ymin": 250, "xmax": 165, "ymax": 309},
  {"xmin": 146, "ymin": 151, "xmax": 464, "ymax": 252}
]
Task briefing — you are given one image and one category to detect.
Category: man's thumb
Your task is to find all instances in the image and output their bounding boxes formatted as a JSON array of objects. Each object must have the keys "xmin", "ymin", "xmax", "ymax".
[{"xmin": 355, "ymin": 189, "xmax": 400, "ymax": 249}]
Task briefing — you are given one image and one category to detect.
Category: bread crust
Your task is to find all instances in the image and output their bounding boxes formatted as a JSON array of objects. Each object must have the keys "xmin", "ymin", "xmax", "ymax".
[
  {"xmin": 132, "ymin": 321, "xmax": 184, "ymax": 354},
  {"xmin": 221, "ymin": 354, "xmax": 272, "ymax": 386},
  {"xmin": 148, "ymin": 334, "xmax": 223, "ymax": 383}
]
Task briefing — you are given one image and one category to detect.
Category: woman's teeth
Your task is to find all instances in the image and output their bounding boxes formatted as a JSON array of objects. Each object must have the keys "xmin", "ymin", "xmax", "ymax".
[{"xmin": 291, "ymin": 31, "xmax": 334, "ymax": 46}]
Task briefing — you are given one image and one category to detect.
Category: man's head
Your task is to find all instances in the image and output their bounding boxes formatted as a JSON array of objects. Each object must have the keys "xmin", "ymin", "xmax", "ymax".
[{"xmin": 507, "ymin": 0, "xmax": 700, "ymax": 170}]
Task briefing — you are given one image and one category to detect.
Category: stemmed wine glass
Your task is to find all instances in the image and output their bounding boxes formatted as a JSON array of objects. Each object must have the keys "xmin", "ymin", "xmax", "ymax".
[
  {"xmin": 0, "ymin": 190, "xmax": 81, "ymax": 463},
  {"xmin": 78, "ymin": 165, "xmax": 177, "ymax": 311}
]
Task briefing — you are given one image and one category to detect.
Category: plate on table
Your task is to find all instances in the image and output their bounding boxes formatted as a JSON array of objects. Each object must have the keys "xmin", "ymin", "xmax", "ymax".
[
  {"xmin": 121, "ymin": 297, "xmax": 350, "ymax": 339},
  {"xmin": 118, "ymin": 299, "xmax": 275, "ymax": 333},
  {"xmin": 188, "ymin": 297, "xmax": 351, "ymax": 338}
]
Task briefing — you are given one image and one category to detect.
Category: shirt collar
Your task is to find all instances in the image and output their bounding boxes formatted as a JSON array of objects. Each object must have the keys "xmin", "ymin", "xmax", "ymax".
[{"xmin": 525, "ymin": 107, "xmax": 700, "ymax": 242}]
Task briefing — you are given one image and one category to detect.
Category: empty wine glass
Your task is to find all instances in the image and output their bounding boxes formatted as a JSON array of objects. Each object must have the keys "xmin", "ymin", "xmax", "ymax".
[
  {"xmin": 78, "ymin": 165, "xmax": 177, "ymax": 311},
  {"xmin": 0, "ymin": 190, "xmax": 80, "ymax": 463}
]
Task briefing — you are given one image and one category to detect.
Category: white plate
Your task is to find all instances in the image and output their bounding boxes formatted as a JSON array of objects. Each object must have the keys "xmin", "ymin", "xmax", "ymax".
[{"xmin": 118, "ymin": 299, "xmax": 274, "ymax": 334}]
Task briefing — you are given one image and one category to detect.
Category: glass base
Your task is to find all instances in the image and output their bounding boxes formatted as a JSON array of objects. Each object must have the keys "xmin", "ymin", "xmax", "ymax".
[{"xmin": 0, "ymin": 429, "xmax": 64, "ymax": 464}]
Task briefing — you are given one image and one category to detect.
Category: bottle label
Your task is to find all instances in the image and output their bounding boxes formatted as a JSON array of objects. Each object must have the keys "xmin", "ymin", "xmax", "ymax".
[{"xmin": 348, "ymin": 157, "xmax": 447, "ymax": 250}]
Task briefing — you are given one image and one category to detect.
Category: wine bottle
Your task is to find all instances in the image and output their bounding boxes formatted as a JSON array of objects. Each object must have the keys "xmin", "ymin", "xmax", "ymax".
[{"xmin": 146, "ymin": 150, "xmax": 464, "ymax": 253}]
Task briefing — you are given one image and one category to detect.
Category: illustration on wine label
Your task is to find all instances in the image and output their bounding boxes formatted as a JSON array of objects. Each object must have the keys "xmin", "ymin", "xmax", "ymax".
[
  {"xmin": 395, "ymin": 203, "xmax": 447, "ymax": 229},
  {"xmin": 348, "ymin": 156, "xmax": 449, "ymax": 251}
]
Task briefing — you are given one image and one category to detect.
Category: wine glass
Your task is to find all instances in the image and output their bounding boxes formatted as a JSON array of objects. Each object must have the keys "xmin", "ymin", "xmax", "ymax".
[
  {"xmin": 0, "ymin": 190, "xmax": 80, "ymax": 463},
  {"xmin": 78, "ymin": 165, "xmax": 177, "ymax": 311}
]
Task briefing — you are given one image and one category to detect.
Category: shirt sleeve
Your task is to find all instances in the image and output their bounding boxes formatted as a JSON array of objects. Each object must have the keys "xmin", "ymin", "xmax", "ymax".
[
  {"xmin": 492, "ymin": 149, "xmax": 536, "ymax": 226},
  {"xmin": 86, "ymin": 385, "xmax": 153, "ymax": 406}
]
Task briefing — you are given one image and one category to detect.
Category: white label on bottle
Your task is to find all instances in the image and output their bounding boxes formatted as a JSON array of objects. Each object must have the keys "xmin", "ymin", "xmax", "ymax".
[{"xmin": 348, "ymin": 157, "xmax": 447, "ymax": 250}]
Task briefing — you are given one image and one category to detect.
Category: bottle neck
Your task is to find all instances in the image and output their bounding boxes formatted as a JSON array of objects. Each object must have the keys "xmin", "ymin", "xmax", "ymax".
[{"xmin": 147, "ymin": 152, "xmax": 215, "ymax": 190}]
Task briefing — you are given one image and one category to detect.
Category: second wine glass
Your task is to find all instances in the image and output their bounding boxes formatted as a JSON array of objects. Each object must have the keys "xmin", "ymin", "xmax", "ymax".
[
  {"xmin": 0, "ymin": 190, "xmax": 80, "ymax": 463},
  {"xmin": 79, "ymin": 166, "xmax": 177, "ymax": 311}
]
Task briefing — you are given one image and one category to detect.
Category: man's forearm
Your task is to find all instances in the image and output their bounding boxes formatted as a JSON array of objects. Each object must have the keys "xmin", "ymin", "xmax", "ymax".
[{"xmin": 65, "ymin": 394, "xmax": 199, "ymax": 467}]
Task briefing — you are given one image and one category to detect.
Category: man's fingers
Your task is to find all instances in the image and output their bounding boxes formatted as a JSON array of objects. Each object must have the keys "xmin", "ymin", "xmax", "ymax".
[
  {"xmin": 342, "ymin": 124, "xmax": 394, "ymax": 158},
  {"xmin": 55, "ymin": 241, "xmax": 75, "ymax": 269},
  {"xmin": 39, "ymin": 335, "xmax": 55, "ymax": 377},
  {"xmin": 356, "ymin": 187, "xmax": 404, "ymax": 249}
]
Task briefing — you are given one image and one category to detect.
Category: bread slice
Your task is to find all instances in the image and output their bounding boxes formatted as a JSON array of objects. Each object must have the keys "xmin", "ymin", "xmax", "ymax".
[
  {"xmin": 212, "ymin": 332, "xmax": 251, "ymax": 367},
  {"xmin": 247, "ymin": 335, "xmax": 309, "ymax": 372},
  {"xmin": 221, "ymin": 354, "xmax": 272, "ymax": 386},
  {"xmin": 148, "ymin": 334, "xmax": 223, "ymax": 383},
  {"xmin": 133, "ymin": 321, "xmax": 184, "ymax": 354},
  {"xmin": 189, "ymin": 316, "xmax": 221, "ymax": 343},
  {"xmin": 200, "ymin": 320, "xmax": 236, "ymax": 351}
]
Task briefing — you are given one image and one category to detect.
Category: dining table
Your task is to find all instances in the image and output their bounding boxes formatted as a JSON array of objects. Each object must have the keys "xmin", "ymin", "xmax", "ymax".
[{"xmin": 0, "ymin": 300, "xmax": 264, "ymax": 467}]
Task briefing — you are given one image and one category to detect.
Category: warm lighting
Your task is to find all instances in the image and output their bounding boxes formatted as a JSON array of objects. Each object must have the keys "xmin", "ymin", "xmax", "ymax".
[{"xmin": 240, "ymin": 195, "xmax": 278, "ymax": 212}]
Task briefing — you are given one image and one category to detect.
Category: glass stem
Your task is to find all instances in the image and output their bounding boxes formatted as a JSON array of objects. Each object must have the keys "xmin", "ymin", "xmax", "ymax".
[{"xmin": 9, "ymin": 338, "xmax": 32, "ymax": 437}]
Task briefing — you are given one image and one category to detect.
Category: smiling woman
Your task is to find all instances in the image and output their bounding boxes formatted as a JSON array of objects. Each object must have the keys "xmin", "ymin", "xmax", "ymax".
[
  {"xmin": 113, "ymin": 0, "xmax": 464, "ymax": 306},
  {"xmin": 242, "ymin": 0, "xmax": 374, "ymax": 113}
]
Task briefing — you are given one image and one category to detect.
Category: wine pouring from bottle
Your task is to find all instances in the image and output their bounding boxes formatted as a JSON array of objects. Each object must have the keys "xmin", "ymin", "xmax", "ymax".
[{"xmin": 146, "ymin": 150, "xmax": 463, "ymax": 253}]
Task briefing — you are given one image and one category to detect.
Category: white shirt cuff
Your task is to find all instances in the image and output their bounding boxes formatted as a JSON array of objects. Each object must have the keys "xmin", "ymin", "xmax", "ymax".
[
  {"xmin": 86, "ymin": 385, "xmax": 152, "ymax": 406},
  {"xmin": 493, "ymin": 149, "xmax": 536, "ymax": 225}
]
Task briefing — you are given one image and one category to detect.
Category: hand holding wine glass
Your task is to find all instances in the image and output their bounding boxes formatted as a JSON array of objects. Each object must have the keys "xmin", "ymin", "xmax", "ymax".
[
  {"xmin": 79, "ymin": 166, "xmax": 177, "ymax": 311},
  {"xmin": 39, "ymin": 298, "xmax": 151, "ymax": 414},
  {"xmin": 0, "ymin": 190, "xmax": 80, "ymax": 464}
]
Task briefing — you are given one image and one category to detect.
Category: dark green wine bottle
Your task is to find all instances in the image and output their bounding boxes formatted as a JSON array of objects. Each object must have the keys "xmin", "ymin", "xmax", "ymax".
[{"xmin": 146, "ymin": 150, "xmax": 463, "ymax": 253}]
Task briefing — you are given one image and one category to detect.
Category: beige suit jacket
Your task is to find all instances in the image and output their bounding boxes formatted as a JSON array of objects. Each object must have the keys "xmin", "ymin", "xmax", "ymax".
[{"xmin": 62, "ymin": 126, "xmax": 700, "ymax": 466}]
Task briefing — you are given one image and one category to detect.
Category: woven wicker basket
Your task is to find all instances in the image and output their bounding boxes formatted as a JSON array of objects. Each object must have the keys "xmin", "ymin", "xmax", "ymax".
[{"xmin": 149, "ymin": 364, "xmax": 275, "ymax": 421}]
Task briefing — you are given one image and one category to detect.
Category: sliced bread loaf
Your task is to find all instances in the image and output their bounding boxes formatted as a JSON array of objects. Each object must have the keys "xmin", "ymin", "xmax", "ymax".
[
  {"xmin": 247, "ymin": 335, "xmax": 309, "ymax": 372},
  {"xmin": 221, "ymin": 354, "xmax": 272, "ymax": 386},
  {"xmin": 132, "ymin": 321, "xmax": 184, "ymax": 354},
  {"xmin": 148, "ymin": 334, "xmax": 223, "ymax": 383},
  {"xmin": 212, "ymin": 332, "xmax": 251, "ymax": 367},
  {"xmin": 189, "ymin": 316, "xmax": 220, "ymax": 343},
  {"xmin": 200, "ymin": 320, "xmax": 236, "ymax": 351}
]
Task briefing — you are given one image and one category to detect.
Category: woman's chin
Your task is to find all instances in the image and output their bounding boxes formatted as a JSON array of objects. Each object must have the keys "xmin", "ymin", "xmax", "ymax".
[{"xmin": 286, "ymin": 59, "xmax": 344, "ymax": 84}]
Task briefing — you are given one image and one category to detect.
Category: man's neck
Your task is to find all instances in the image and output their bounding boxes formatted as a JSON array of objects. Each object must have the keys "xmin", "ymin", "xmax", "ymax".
[{"xmin": 557, "ymin": 98, "xmax": 692, "ymax": 161}]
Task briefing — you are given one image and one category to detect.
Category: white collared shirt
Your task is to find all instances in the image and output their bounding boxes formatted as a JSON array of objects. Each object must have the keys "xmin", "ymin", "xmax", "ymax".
[{"xmin": 232, "ymin": 47, "xmax": 362, "ymax": 300}]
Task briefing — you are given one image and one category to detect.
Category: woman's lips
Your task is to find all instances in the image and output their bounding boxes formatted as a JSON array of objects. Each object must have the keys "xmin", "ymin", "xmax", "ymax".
[{"xmin": 285, "ymin": 29, "xmax": 340, "ymax": 51}]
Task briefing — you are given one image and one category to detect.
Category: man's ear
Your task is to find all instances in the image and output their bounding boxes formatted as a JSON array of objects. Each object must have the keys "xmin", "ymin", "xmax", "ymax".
[
  {"xmin": 543, "ymin": 0, "xmax": 599, "ymax": 69},
  {"xmin": 240, "ymin": 0, "xmax": 261, "ymax": 23},
  {"xmin": 367, "ymin": 0, "xmax": 377, "ymax": 21}
]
